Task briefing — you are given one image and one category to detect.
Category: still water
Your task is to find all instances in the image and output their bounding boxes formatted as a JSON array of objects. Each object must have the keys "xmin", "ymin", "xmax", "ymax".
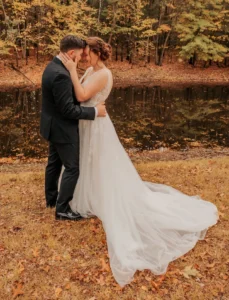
[{"xmin": 0, "ymin": 85, "xmax": 228, "ymax": 157}]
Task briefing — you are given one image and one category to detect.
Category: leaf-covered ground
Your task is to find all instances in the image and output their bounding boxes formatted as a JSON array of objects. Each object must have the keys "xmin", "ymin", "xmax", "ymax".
[
  {"xmin": 0, "ymin": 157, "xmax": 228, "ymax": 300},
  {"xmin": 0, "ymin": 59, "xmax": 229, "ymax": 90}
]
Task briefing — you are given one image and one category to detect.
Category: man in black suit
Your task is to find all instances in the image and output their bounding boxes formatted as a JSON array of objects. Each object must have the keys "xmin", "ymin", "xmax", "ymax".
[{"xmin": 40, "ymin": 35, "xmax": 106, "ymax": 221}]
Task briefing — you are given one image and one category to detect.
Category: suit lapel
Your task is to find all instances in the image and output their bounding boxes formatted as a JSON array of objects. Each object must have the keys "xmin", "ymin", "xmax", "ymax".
[
  {"xmin": 52, "ymin": 57, "xmax": 79, "ymax": 105},
  {"xmin": 53, "ymin": 56, "xmax": 69, "ymax": 73}
]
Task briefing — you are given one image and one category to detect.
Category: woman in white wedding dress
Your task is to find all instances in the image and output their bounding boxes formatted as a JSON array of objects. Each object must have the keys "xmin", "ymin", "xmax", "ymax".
[{"xmin": 60, "ymin": 37, "xmax": 218, "ymax": 287}]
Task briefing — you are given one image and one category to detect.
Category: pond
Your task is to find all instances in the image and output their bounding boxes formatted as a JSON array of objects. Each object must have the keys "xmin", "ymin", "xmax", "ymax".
[{"xmin": 0, "ymin": 85, "xmax": 228, "ymax": 157}]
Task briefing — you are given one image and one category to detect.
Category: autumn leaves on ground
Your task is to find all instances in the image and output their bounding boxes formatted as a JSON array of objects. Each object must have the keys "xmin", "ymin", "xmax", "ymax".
[
  {"xmin": 0, "ymin": 157, "xmax": 229, "ymax": 300},
  {"xmin": 1, "ymin": 60, "xmax": 229, "ymax": 91}
]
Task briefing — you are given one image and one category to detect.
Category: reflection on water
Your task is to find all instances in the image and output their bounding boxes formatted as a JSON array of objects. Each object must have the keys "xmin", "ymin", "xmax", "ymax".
[
  {"xmin": 107, "ymin": 86, "xmax": 229, "ymax": 151},
  {"xmin": 0, "ymin": 86, "xmax": 228, "ymax": 157}
]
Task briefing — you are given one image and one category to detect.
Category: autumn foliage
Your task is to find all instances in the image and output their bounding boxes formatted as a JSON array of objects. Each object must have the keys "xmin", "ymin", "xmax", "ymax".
[{"xmin": 0, "ymin": 0, "xmax": 229, "ymax": 67}]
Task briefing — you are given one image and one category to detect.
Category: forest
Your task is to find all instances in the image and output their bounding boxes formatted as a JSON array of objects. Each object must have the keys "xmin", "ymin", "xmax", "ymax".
[{"xmin": 1, "ymin": 0, "xmax": 229, "ymax": 67}]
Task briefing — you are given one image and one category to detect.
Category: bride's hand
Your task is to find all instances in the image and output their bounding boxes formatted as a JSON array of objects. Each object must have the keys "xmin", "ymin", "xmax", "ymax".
[{"xmin": 59, "ymin": 52, "xmax": 77, "ymax": 73}]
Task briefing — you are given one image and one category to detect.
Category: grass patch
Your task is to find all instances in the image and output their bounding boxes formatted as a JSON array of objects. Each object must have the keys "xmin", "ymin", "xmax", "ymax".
[{"xmin": 0, "ymin": 157, "xmax": 229, "ymax": 299}]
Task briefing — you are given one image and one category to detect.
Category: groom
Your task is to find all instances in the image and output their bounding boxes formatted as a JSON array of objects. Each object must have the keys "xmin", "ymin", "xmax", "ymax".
[{"xmin": 40, "ymin": 35, "xmax": 106, "ymax": 221}]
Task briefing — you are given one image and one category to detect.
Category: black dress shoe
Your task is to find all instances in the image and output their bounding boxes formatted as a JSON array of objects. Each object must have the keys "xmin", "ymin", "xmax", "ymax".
[{"xmin": 55, "ymin": 210, "xmax": 83, "ymax": 221}]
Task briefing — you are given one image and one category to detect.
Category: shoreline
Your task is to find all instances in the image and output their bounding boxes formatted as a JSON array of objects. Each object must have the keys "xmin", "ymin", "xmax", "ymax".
[
  {"xmin": 1, "ymin": 147, "xmax": 229, "ymax": 170},
  {"xmin": 0, "ymin": 60, "xmax": 229, "ymax": 91}
]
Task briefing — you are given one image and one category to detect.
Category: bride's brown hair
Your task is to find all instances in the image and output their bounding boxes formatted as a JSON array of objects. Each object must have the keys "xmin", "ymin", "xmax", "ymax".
[{"xmin": 86, "ymin": 37, "xmax": 112, "ymax": 61}]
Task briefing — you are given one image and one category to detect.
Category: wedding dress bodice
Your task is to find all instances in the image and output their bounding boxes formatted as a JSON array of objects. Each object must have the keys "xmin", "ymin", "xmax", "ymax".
[{"xmin": 80, "ymin": 67, "xmax": 113, "ymax": 107}]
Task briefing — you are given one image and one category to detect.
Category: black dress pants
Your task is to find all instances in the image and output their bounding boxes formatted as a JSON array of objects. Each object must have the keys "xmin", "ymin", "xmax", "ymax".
[{"xmin": 45, "ymin": 141, "xmax": 79, "ymax": 213}]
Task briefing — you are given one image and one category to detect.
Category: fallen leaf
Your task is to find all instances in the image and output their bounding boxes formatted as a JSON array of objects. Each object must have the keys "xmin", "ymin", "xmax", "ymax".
[
  {"xmin": 219, "ymin": 211, "xmax": 225, "ymax": 218},
  {"xmin": 55, "ymin": 287, "xmax": 62, "ymax": 298},
  {"xmin": 12, "ymin": 282, "xmax": 24, "ymax": 299},
  {"xmin": 151, "ymin": 280, "xmax": 159, "ymax": 290},
  {"xmin": 32, "ymin": 247, "xmax": 40, "ymax": 257},
  {"xmin": 145, "ymin": 276, "xmax": 151, "ymax": 282},
  {"xmin": 90, "ymin": 226, "xmax": 99, "ymax": 233},
  {"xmin": 32, "ymin": 291, "xmax": 39, "ymax": 298},
  {"xmin": 18, "ymin": 261, "xmax": 25, "ymax": 274},
  {"xmin": 157, "ymin": 275, "xmax": 166, "ymax": 283},
  {"xmin": 12, "ymin": 226, "xmax": 22, "ymax": 232},
  {"xmin": 0, "ymin": 244, "xmax": 5, "ymax": 252},
  {"xmin": 161, "ymin": 288, "xmax": 169, "ymax": 295},
  {"xmin": 53, "ymin": 255, "xmax": 62, "ymax": 261},
  {"xmin": 100, "ymin": 258, "xmax": 110, "ymax": 272},
  {"xmin": 182, "ymin": 266, "xmax": 200, "ymax": 279},
  {"xmin": 41, "ymin": 266, "xmax": 50, "ymax": 273},
  {"xmin": 96, "ymin": 275, "xmax": 105, "ymax": 286},
  {"xmin": 64, "ymin": 283, "xmax": 71, "ymax": 290},
  {"xmin": 171, "ymin": 278, "xmax": 179, "ymax": 284},
  {"xmin": 207, "ymin": 262, "xmax": 216, "ymax": 268}
]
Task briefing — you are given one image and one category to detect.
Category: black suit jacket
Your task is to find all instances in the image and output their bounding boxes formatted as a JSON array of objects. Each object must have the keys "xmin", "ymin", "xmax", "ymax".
[{"xmin": 40, "ymin": 57, "xmax": 95, "ymax": 144}]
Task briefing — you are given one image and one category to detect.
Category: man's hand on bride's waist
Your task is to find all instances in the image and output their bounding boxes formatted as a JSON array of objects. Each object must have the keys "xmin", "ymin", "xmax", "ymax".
[{"xmin": 96, "ymin": 102, "xmax": 106, "ymax": 117}]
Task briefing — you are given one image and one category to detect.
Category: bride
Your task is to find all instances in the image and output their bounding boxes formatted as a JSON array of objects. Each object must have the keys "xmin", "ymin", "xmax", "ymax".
[{"xmin": 59, "ymin": 37, "xmax": 218, "ymax": 287}]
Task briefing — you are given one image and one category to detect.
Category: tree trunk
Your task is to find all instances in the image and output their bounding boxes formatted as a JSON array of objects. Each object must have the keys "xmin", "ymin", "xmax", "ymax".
[
  {"xmin": 189, "ymin": 52, "xmax": 197, "ymax": 66},
  {"xmin": 36, "ymin": 43, "xmax": 39, "ymax": 63},
  {"xmin": 115, "ymin": 44, "xmax": 118, "ymax": 61},
  {"xmin": 159, "ymin": 30, "xmax": 171, "ymax": 66},
  {"xmin": 98, "ymin": 0, "xmax": 103, "ymax": 23},
  {"xmin": 126, "ymin": 41, "xmax": 130, "ymax": 62},
  {"xmin": 121, "ymin": 44, "xmax": 123, "ymax": 62},
  {"xmin": 15, "ymin": 47, "xmax": 19, "ymax": 68},
  {"xmin": 144, "ymin": 37, "xmax": 150, "ymax": 66},
  {"xmin": 108, "ymin": 3, "xmax": 117, "ymax": 45},
  {"xmin": 0, "ymin": 0, "xmax": 7, "ymax": 20},
  {"xmin": 24, "ymin": 37, "xmax": 27, "ymax": 64},
  {"xmin": 26, "ymin": 47, "xmax": 29, "ymax": 65},
  {"xmin": 155, "ymin": 7, "xmax": 162, "ymax": 65}
]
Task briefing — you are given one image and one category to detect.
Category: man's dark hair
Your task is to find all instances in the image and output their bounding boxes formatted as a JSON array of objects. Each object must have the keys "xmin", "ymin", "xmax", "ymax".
[{"xmin": 60, "ymin": 35, "xmax": 86, "ymax": 52}]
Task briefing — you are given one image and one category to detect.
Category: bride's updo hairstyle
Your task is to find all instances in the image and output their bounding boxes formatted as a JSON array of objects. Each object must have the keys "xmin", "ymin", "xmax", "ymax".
[{"xmin": 86, "ymin": 37, "xmax": 112, "ymax": 61}]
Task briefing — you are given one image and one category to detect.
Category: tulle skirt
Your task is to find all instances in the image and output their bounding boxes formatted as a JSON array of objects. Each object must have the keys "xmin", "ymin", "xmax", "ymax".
[{"xmin": 70, "ymin": 115, "xmax": 218, "ymax": 287}]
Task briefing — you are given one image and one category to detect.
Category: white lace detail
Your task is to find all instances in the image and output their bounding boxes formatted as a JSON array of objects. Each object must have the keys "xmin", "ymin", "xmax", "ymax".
[
  {"xmin": 80, "ymin": 67, "xmax": 113, "ymax": 107},
  {"xmin": 79, "ymin": 67, "xmax": 113, "ymax": 162}
]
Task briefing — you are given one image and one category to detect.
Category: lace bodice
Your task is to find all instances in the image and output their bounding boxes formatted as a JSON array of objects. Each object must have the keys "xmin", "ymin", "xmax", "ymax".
[{"xmin": 80, "ymin": 67, "xmax": 113, "ymax": 107}]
